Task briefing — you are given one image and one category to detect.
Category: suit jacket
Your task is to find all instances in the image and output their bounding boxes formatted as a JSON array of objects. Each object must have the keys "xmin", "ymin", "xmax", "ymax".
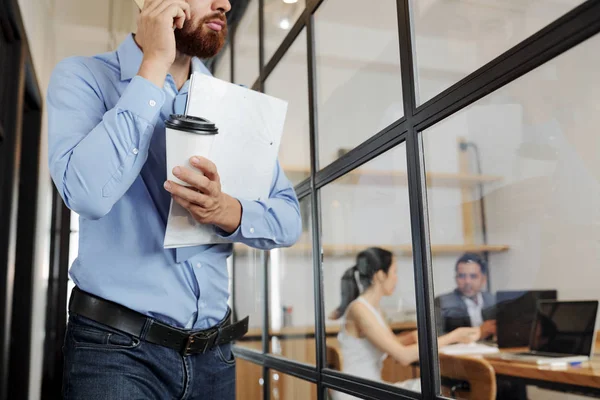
[{"xmin": 435, "ymin": 289, "xmax": 496, "ymax": 334}]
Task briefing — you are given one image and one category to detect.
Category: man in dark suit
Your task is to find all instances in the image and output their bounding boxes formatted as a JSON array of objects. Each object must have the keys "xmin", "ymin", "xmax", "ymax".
[{"xmin": 435, "ymin": 253, "xmax": 497, "ymax": 339}]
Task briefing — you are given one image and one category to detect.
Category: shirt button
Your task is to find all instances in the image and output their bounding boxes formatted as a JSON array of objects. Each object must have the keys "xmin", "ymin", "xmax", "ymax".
[
  {"xmin": 132, "ymin": 148, "xmax": 139, "ymax": 155},
  {"xmin": 249, "ymin": 227, "xmax": 255, "ymax": 234},
  {"xmin": 149, "ymin": 100, "xmax": 156, "ymax": 107},
  {"xmin": 196, "ymin": 263, "xmax": 202, "ymax": 268}
]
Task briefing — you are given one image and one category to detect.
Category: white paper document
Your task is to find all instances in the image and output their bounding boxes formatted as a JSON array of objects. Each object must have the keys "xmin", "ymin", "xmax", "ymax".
[
  {"xmin": 440, "ymin": 343, "xmax": 499, "ymax": 356},
  {"xmin": 164, "ymin": 73, "xmax": 288, "ymax": 248}
]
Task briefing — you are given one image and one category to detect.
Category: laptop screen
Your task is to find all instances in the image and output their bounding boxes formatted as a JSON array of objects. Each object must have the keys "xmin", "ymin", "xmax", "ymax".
[
  {"xmin": 496, "ymin": 290, "xmax": 557, "ymax": 348},
  {"xmin": 530, "ymin": 301, "xmax": 599, "ymax": 356}
]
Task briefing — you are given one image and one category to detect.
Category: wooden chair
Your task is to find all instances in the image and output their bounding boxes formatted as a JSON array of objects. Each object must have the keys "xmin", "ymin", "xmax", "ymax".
[
  {"xmin": 439, "ymin": 354, "xmax": 496, "ymax": 400},
  {"xmin": 326, "ymin": 344, "xmax": 343, "ymax": 371},
  {"xmin": 325, "ymin": 344, "xmax": 344, "ymax": 400}
]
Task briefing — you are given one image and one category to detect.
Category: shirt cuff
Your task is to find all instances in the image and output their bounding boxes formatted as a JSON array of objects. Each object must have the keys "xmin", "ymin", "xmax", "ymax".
[
  {"xmin": 116, "ymin": 76, "xmax": 166, "ymax": 125},
  {"xmin": 216, "ymin": 198, "xmax": 264, "ymax": 241}
]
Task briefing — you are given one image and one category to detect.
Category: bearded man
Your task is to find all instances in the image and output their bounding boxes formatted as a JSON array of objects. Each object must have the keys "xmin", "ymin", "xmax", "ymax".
[{"xmin": 47, "ymin": 1, "xmax": 301, "ymax": 398}]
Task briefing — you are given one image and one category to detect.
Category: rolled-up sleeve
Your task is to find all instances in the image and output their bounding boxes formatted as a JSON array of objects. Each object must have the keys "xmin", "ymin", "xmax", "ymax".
[
  {"xmin": 217, "ymin": 161, "xmax": 302, "ymax": 249},
  {"xmin": 47, "ymin": 57, "xmax": 165, "ymax": 220}
]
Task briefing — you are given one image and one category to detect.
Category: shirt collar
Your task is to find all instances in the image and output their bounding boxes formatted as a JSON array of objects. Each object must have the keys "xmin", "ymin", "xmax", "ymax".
[
  {"xmin": 462, "ymin": 292, "xmax": 483, "ymax": 306},
  {"xmin": 117, "ymin": 33, "xmax": 211, "ymax": 81}
]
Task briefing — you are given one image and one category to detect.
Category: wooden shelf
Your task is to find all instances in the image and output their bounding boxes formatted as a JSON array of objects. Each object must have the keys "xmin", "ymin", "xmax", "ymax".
[
  {"xmin": 235, "ymin": 243, "xmax": 509, "ymax": 257},
  {"xmin": 283, "ymin": 166, "xmax": 503, "ymax": 188}
]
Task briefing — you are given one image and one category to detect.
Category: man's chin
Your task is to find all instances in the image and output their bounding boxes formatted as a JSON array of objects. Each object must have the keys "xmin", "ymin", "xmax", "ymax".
[{"xmin": 174, "ymin": 26, "xmax": 226, "ymax": 59}]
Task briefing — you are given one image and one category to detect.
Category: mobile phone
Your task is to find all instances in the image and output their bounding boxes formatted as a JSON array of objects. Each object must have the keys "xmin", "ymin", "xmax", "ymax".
[{"xmin": 133, "ymin": 0, "xmax": 144, "ymax": 9}]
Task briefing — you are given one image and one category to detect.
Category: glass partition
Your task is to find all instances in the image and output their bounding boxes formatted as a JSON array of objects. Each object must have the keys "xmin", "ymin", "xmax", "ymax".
[
  {"xmin": 269, "ymin": 370, "xmax": 317, "ymax": 400},
  {"xmin": 268, "ymin": 196, "xmax": 315, "ymax": 365},
  {"xmin": 214, "ymin": 45, "xmax": 231, "ymax": 82},
  {"xmin": 264, "ymin": 29, "xmax": 310, "ymax": 185},
  {"xmin": 233, "ymin": 246, "xmax": 264, "ymax": 352},
  {"xmin": 264, "ymin": 0, "xmax": 306, "ymax": 63},
  {"xmin": 321, "ymin": 144, "xmax": 421, "ymax": 393},
  {"xmin": 314, "ymin": 0, "xmax": 403, "ymax": 169},
  {"xmin": 411, "ymin": 0, "xmax": 584, "ymax": 105},
  {"xmin": 233, "ymin": 0, "xmax": 259, "ymax": 87},
  {"xmin": 422, "ymin": 33, "xmax": 600, "ymax": 399},
  {"xmin": 236, "ymin": 359, "xmax": 264, "ymax": 400}
]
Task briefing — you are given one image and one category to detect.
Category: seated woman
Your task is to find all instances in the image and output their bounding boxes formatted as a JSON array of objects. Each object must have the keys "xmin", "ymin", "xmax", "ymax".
[{"xmin": 329, "ymin": 247, "xmax": 480, "ymax": 395}]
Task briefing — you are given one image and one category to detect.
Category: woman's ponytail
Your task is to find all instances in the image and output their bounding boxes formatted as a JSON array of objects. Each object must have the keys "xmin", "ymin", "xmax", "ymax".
[{"xmin": 331, "ymin": 265, "xmax": 362, "ymax": 319}]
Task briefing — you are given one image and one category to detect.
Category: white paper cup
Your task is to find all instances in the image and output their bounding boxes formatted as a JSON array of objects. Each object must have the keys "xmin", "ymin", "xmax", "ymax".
[{"xmin": 165, "ymin": 114, "xmax": 218, "ymax": 186}]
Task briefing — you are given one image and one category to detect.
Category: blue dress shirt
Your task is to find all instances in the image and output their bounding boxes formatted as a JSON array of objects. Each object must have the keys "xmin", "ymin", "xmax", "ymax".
[{"xmin": 47, "ymin": 34, "xmax": 301, "ymax": 330}]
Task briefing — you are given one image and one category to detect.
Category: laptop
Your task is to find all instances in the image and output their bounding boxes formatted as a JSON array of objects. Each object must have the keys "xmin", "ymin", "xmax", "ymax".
[
  {"xmin": 487, "ymin": 300, "xmax": 598, "ymax": 365},
  {"xmin": 496, "ymin": 290, "xmax": 558, "ymax": 348}
]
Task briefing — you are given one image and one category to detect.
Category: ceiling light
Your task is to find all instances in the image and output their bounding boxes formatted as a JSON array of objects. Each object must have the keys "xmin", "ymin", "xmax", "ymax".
[
  {"xmin": 283, "ymin": 0, "xmax": 298, "ymax": 3},
  {"xmin": 279, "ymin": 18, "xmax": 291, "ymax": 30}
]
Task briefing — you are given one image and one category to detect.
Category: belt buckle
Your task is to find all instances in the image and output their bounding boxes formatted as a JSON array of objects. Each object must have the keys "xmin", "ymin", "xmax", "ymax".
[{"xmin": 183, "ymin": 329, "xmax": 218, "ymax": 356}]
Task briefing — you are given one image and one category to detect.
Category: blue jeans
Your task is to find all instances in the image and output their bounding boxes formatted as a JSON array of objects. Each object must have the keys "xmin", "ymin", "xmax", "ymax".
[{"xmin": 62, "ymin": 314, "xmax": 236, "ymax": 399}]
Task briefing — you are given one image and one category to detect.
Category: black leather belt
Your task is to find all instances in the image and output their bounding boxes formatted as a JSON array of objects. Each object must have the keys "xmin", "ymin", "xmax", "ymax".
[{"xmin": 69, "ymin": 287, "xmax": 249, "ymax": 356}]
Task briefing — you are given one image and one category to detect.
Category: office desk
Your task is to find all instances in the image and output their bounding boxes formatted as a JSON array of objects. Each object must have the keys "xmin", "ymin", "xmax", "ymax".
[
  {"xmin": 482, "ymin": 350, "xmax": 600, "ymax": 398},
  {"xmin": 381, "ymin": 346, "xmax": 600, "ymax": 398}
]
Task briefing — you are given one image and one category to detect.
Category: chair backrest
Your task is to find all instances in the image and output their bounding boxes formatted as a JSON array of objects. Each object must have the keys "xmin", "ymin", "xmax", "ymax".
[
  {"xmin": 326, "ymin": 344, "xmax": 343, "ymax": 372},
  {"xmin": 439, "ymin": 354, "xmax": 496, "ymax": 400}
]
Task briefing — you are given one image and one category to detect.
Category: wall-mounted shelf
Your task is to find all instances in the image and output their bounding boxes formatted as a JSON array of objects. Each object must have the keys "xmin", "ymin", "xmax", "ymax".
[
  {"xmin": 282, "ymin": 166, "xmax": 503, "ymax": 188},
  {"xmin": 234, "ymin": 243, "xmax": 509, "ymax": 257}
]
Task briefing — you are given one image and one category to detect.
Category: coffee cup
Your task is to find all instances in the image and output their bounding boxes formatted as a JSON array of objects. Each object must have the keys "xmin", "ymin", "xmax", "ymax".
[{"xmin": 165, "ymin": 114, "xmax": 219, "ymax": 186}]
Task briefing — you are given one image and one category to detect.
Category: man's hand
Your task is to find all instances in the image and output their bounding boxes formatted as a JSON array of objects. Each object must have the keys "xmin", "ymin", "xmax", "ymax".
[
  {"xmin": 135, "ymin": 0, "xmax": 191, "ymax": 87},
  {"xmin": 163, "ymin": 156, "xmax": 242, "ymax": 234},
  {"xmin": 479, "ymin": 319, "xmax": 497, "ymax": 339}
]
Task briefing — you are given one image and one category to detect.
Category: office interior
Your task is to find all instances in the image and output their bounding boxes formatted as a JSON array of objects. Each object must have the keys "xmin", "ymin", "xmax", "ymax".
[{"xmin": 1, "ymin": 0, "xmax": 600, "ymax": 399}]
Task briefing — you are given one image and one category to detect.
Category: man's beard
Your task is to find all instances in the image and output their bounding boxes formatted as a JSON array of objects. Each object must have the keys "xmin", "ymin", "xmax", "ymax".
[{"xmin": 175, "ymin": 13, "xmax": 227, "ymax": 59}]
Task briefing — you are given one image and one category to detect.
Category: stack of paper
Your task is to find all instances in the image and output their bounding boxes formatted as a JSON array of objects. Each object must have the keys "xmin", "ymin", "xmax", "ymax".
[
  {"xmin": 163, "ymin": 73, "xmax": 288, "ymax": 248},
  {"xmin": 440, "ymin": 343, "xmax": 500, "ymax": 356}
]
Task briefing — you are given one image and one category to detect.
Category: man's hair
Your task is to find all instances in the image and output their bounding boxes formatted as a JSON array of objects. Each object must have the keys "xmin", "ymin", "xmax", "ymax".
[{"xmin": 454, "ymin": 253, "xmax": 487, "ymax": 275}]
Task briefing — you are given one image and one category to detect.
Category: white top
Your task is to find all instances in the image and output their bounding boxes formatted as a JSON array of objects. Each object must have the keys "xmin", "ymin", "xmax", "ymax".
[
  {"xmin": 462, "ymin": 292, "xmax": 484, "ymax": 327},
  {"xmin": 333, "ymin": 297, "xmax": 421, "ymax": 399},
  {"xmin": 338, "ymin": 297, "xmax": 388, "ymax": 381}
]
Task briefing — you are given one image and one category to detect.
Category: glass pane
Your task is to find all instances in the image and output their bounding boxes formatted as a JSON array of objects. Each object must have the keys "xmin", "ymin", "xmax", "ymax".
[
  {"xmin": 214, "ymin": 45, "xmax": 231, "ymax": 82},
  {"xmin": 233, "ymin": 245, "xmax": 264, "ymax": 351},
  {"xmin": 270, "ymin": 370, "xmax": 317, "ymax": 400},
  {"xmin": 268, "ymin": 197, "xmax": 314, "ymax": 365},
  {"xmin": 412, "ymin": 0, "xmax": 584, "ymax": 105},
  {"xmin": 264, "ymin": 0, "xmax": 306, "ymax": 63},
  {"xmin": 236, "ymin": 358, "xmax": 264, "ymax": 400},
  {"xmin": 315, "ymin": 0, "xmax": 403, "ymax": 168},
  {"xmin": 321, "ymin": 145, "xmax": 421, "ymax": 393},
  {"xmin": 233, "ymin": 0, "xmax": 259, "ymax": 87},
  {"xmin": 264, "ymin": 29, "xmax": 310, "ymax": 185},
  {"xmin": 423, "ymin": 34, "xmax": 600, "ymax": 398}
]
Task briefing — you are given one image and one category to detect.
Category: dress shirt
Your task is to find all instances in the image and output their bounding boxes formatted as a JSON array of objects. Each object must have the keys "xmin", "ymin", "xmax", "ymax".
[
  {"xmin": 47, "ymin": 34, "xmax": 301, "ymax": 330},
  {"xmin": 462, "ymin": 292, "xmax": 484, "ymax": 327}
]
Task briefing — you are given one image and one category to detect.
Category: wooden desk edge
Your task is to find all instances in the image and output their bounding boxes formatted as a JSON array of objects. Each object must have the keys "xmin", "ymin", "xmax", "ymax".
[{"xmin": 242, "ymin": 321, "xmax": 417, "ymax": 340}]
